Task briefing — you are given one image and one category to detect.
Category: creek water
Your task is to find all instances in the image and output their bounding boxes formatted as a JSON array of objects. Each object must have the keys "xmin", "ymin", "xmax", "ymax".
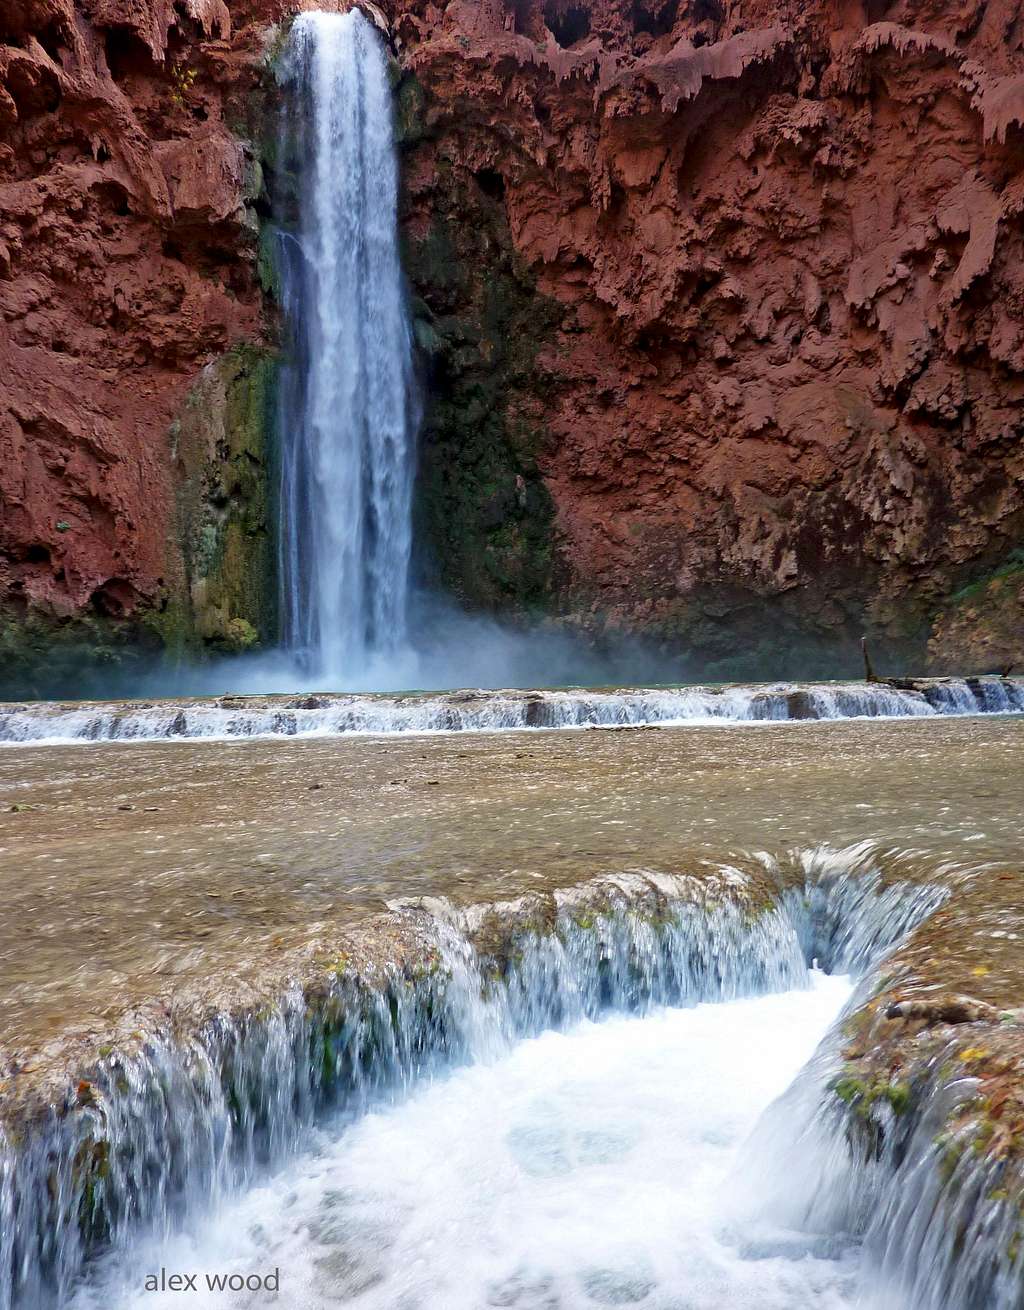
[
  {"xmin": 1, "ymin": 713, "xmax": 1019, "ymax": 1057},
  {"xmin": 68, "ymin": 976, "xmax": 855, "ymax": 1310},
  {"xmin": 0, "ymin": 676, "xmax": 1020, "ymax": 744},
  {"xmin": 1, "ymin": 712, "xmax": 1020, "ymax": 1308}
]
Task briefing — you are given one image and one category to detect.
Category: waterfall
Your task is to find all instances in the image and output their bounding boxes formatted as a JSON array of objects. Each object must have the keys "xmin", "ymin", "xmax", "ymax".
[{"xmin": 276, "ymin": 11, "xmax": 416, "ymax": 682}]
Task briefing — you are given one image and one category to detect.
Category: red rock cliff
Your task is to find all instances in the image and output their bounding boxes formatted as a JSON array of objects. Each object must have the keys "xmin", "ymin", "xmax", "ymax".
[
  {"xmin": 396, "ymin": 0, "xmax": 1024, "ymax": 673},
  {"xmin": 0, "ymin": 0, "xmax": 278, "ymax": 689},
  {"xmin": 2, "ymin": 0, "xmax": 1023, "ymax": 684}
]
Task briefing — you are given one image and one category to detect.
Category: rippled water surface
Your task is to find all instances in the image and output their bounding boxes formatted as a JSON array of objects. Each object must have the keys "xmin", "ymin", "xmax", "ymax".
[
  {"xmin": 70, "ymin": 974, "xmax": 854, "ymax": 1310},
  {"xmin": 0, "ymin": 715, "xmax": 1020, "ymax": 1054}
]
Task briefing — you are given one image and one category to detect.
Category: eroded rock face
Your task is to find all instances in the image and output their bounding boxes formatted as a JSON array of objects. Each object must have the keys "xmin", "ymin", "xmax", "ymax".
[
  {"xmin": 396, "ymin": 0, "xmax": 1024, "ymax": 673},
  {"xmin": 3, "ymin": 0, "xmax": 1024, "ymax": 684},
  {"xmin": 0, "ymin": 0, "xmax": 272, "ymax": 678},
  {"xmin": 927, "ymin": 559, "xmax": 1024, "ymax": 674}
]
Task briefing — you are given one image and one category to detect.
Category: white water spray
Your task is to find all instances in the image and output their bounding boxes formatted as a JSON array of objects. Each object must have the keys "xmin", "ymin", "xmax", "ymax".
[
  {"xmin": 277, "ymin": 11, "xmax": 416, "ymax": 681},
  {"xmin": 71, "ymin": 978, "xmax": 856, "ymax": 1310}
]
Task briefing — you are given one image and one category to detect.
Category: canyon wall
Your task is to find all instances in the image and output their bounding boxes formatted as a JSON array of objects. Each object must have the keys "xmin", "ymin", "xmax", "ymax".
[
  {"xmin": 397, "ymin": 0, "xmax": 1024, "ymax": 676},
  {"xmin": 2, "ymin": 0, "xmax": 1023, "ymax": 691},
  {"xmin": 0, "ymin": 0, "xmax": 278, "ymax": 693}
]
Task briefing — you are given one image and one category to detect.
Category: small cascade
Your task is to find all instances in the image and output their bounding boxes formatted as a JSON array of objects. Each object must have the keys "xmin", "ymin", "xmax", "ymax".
[
  {"xmin": 0, "ymin": 849, "xmax": 950, "ymax": 1310},
  {"xmin": 70, "ymin": 977, "xmax": 859, "ymax": 1309},
  {"xmin": 0, "ymin": 677, "xmax": 1020, "ymax": 745},
  {"xmin": 738, "ymin": 854, "xmax": 1024, "ymax": 1310},
  {"xmin": 739, "ymin": 1016, "xmax": 1024, "ymax": 1310},
  {"xmin": 775, "ymin": 842, "xmax": 952, "ymax": 974},
  {"xmin": 275, "ymin": 11, "xmax": 416, "ymax": 680}
]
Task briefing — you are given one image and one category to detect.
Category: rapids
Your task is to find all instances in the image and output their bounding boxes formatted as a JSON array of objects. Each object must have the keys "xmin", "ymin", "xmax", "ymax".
[
  {"xmin": 0, "ymin": 840, "xmax": 967, "ymax": 1310},
  {"xmin": 68, "ymin": 977, "xmax": 856, "ymax": 1310}
]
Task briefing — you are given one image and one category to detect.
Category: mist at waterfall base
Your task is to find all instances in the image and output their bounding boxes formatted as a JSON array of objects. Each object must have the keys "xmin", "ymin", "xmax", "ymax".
[
  {"xmin": 124, "ymin": 9, "xmax": 703, "ymax": 703},
  {"xmin": 4, "ymin": 11, "xmax": 861, "ymax": 705},
  {"xmin": 141, "ymin": 593, "xmax": 685, "ymax": 698}
]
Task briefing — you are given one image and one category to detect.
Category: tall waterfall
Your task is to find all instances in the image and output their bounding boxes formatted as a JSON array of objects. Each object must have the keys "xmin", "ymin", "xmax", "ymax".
[{"xmin": 277, "ymin": 11, "xmax": 416, "ymax": 682}]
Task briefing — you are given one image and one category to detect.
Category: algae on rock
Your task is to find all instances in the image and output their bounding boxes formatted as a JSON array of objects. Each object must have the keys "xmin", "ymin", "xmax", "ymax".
[
  {"xmin": 0, "ymin": 607, "xmax": 166, "ymax": 700},
  {"xmin": 927, "ymin": 550, "xmax": 1024, "ymax": 675},
  {"xmin": 399, "ymin": 90, "xmax": 562, "ymax": 615},
  {"xmin": 171, "ymin": 344, "xmax": 279, "ymax": 653}
]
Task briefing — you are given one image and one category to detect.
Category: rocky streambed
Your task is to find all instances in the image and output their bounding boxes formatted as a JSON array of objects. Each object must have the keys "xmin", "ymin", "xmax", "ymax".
[{"xmin": 1, "ymin": 715, "xmax": 1023, "ymax": 1307}]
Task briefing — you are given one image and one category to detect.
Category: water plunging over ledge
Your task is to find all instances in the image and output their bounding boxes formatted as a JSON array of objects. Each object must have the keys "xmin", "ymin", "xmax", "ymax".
[
  {"xmin": 2, "ymin": 709, "xmax": 1023, "ymax": 1309},
  {"xmin": 8, "ymin": 839, "xmax": 1016, "ymax": 1310},
  {"xmin": 276, "ymin": 10, "xmax": 416, "ymax": 682},
  {"xmin": 0, "ymin": 676, "xmax": 1021, "ymax": 744},
  {"xmin": 0, "ymin": 851, "xmax": 946, "ymax": 1310},
  {"xmin": 70, "ymin": 977, "xmax": 858, "ymax": 1310},
  {"xmin": 1, "ymin": 11, "xmax": 1021, "ymax": 1308}
]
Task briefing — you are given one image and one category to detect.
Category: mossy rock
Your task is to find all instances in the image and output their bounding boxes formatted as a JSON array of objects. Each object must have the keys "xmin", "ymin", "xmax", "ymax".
[
  {"xmin": 403, "ymin": 167, "xmax": 563, "ymax": 614},
  {"xmin": 927, "ymin": 549, "xmax": 1024, "ymax": 675},
  {"xmin": 173, "ymin": 342, "xmax": 280, "ymax": 653},
  {"xmin": 395, "ymin": 73, "xmax": 429, "ymax": 147},
  {"xmin": 0, "ymin": 607, "xmax": 168, "ymax": 700}
]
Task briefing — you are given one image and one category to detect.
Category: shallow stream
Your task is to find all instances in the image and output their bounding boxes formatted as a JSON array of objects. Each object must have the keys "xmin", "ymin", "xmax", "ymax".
[{"xmin": 2, "ymin": 712, "xmax": 1021, "ymax": 1309}]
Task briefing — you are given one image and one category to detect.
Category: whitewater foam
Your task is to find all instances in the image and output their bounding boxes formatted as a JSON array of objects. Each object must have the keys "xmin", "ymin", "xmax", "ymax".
[
  {"xmin": 0, "ymin": 677, "xmax": 1019, "ymax": 746},
  {"xmin": 69, "ymin": 977, "xmax": 855, "ymax": 1310}
]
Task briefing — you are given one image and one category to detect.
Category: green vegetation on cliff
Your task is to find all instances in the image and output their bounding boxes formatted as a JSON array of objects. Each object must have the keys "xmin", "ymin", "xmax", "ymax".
[
  {"xmin": 172, "ymin": 343, "xmax": 279, "ymax": 654},
  {"xmin": 0, "ymin": 347, "xmax": 279, "ymax": 702},
  {"xmin": 927, "ymin": 549, "xmax": 1024, "ymax": 676},
  {"xmin": 0, "ymin": 609, "xmax": 165, "ymax": 701},
  {"xmin": 399, "ymin": 80, "xmax": 562, "ymax": 614}
]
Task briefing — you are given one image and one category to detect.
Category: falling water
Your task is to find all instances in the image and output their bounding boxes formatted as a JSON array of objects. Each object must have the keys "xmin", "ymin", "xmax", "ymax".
[
  {"xmin": 0, "ymin": 854, "xmax": 955, "ymax": 1308},
  {"xmin": 276, "ymin": 11, "xmax": 416, "ymax": 681}
]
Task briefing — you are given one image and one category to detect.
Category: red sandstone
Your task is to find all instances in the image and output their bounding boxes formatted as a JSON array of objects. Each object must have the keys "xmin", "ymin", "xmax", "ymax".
[{"xmin": 2, "ymin": 0, "xmax": 1023, "ymax": 667}]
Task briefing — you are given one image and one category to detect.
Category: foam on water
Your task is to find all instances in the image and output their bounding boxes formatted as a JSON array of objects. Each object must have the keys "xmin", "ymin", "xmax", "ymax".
[
  {"xmin": 0, "ymin": 677, "xmax": 1020, "ymax": 746},
  {"xmin": 70, "ymin": 975, "xmax": 855, "ymax": 1310},
  {"xmin": 0, "ymin": 854, "xmax": 994, "ymax": 1308}
]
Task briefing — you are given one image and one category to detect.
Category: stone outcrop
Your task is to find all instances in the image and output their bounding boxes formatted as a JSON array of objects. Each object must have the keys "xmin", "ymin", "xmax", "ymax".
[
  {"xmin": 927, "ymin": 555, "xmax": 1023, "ymax": 673},
  {"xmin": 3, "ymin": 0, "xmax": 1024, "ymax": 686}
]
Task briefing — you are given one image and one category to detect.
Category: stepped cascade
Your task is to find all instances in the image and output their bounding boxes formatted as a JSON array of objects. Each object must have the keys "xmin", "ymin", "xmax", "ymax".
[
  {"xmin": 0, "ymin": 677, "xmax": 1019, "ymax": 745},
  {"xmin": 0, "ymin": 851, "xmax": 960, "ymax": 1309},
  {"xmin": 276, "ymin": 10, "xmax": 417, "ymax": 681}
]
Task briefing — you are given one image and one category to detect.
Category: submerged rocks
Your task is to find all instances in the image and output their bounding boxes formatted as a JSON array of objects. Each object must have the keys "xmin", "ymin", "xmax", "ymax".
[{"xmin": 883, "ymin": 995, "xmax": 1000, "ymax": 1027}]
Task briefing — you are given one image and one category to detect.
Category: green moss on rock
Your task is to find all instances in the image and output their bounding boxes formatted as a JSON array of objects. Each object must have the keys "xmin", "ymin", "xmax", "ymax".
[
  {"xmin": 403, "ymin": 153, "xmax": 562, "ymax": 613},
  {"xmin": 395, "ymin": 74, "xmax": 428, "ymax": 147},
  {"xmin": 0, "ymin": 608, "xmax": 168, "ymax": 700},
  {"xmin": 927, "ymin": 549, "xmax": 1024, "ymax": 675},
  {"xmin": 831, "ymin": 1073, "xmax": 912, "ymax": 1118},
  {"xmin": 173, "ymin": 343, "xmax": 279, "ymax": 653}
]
